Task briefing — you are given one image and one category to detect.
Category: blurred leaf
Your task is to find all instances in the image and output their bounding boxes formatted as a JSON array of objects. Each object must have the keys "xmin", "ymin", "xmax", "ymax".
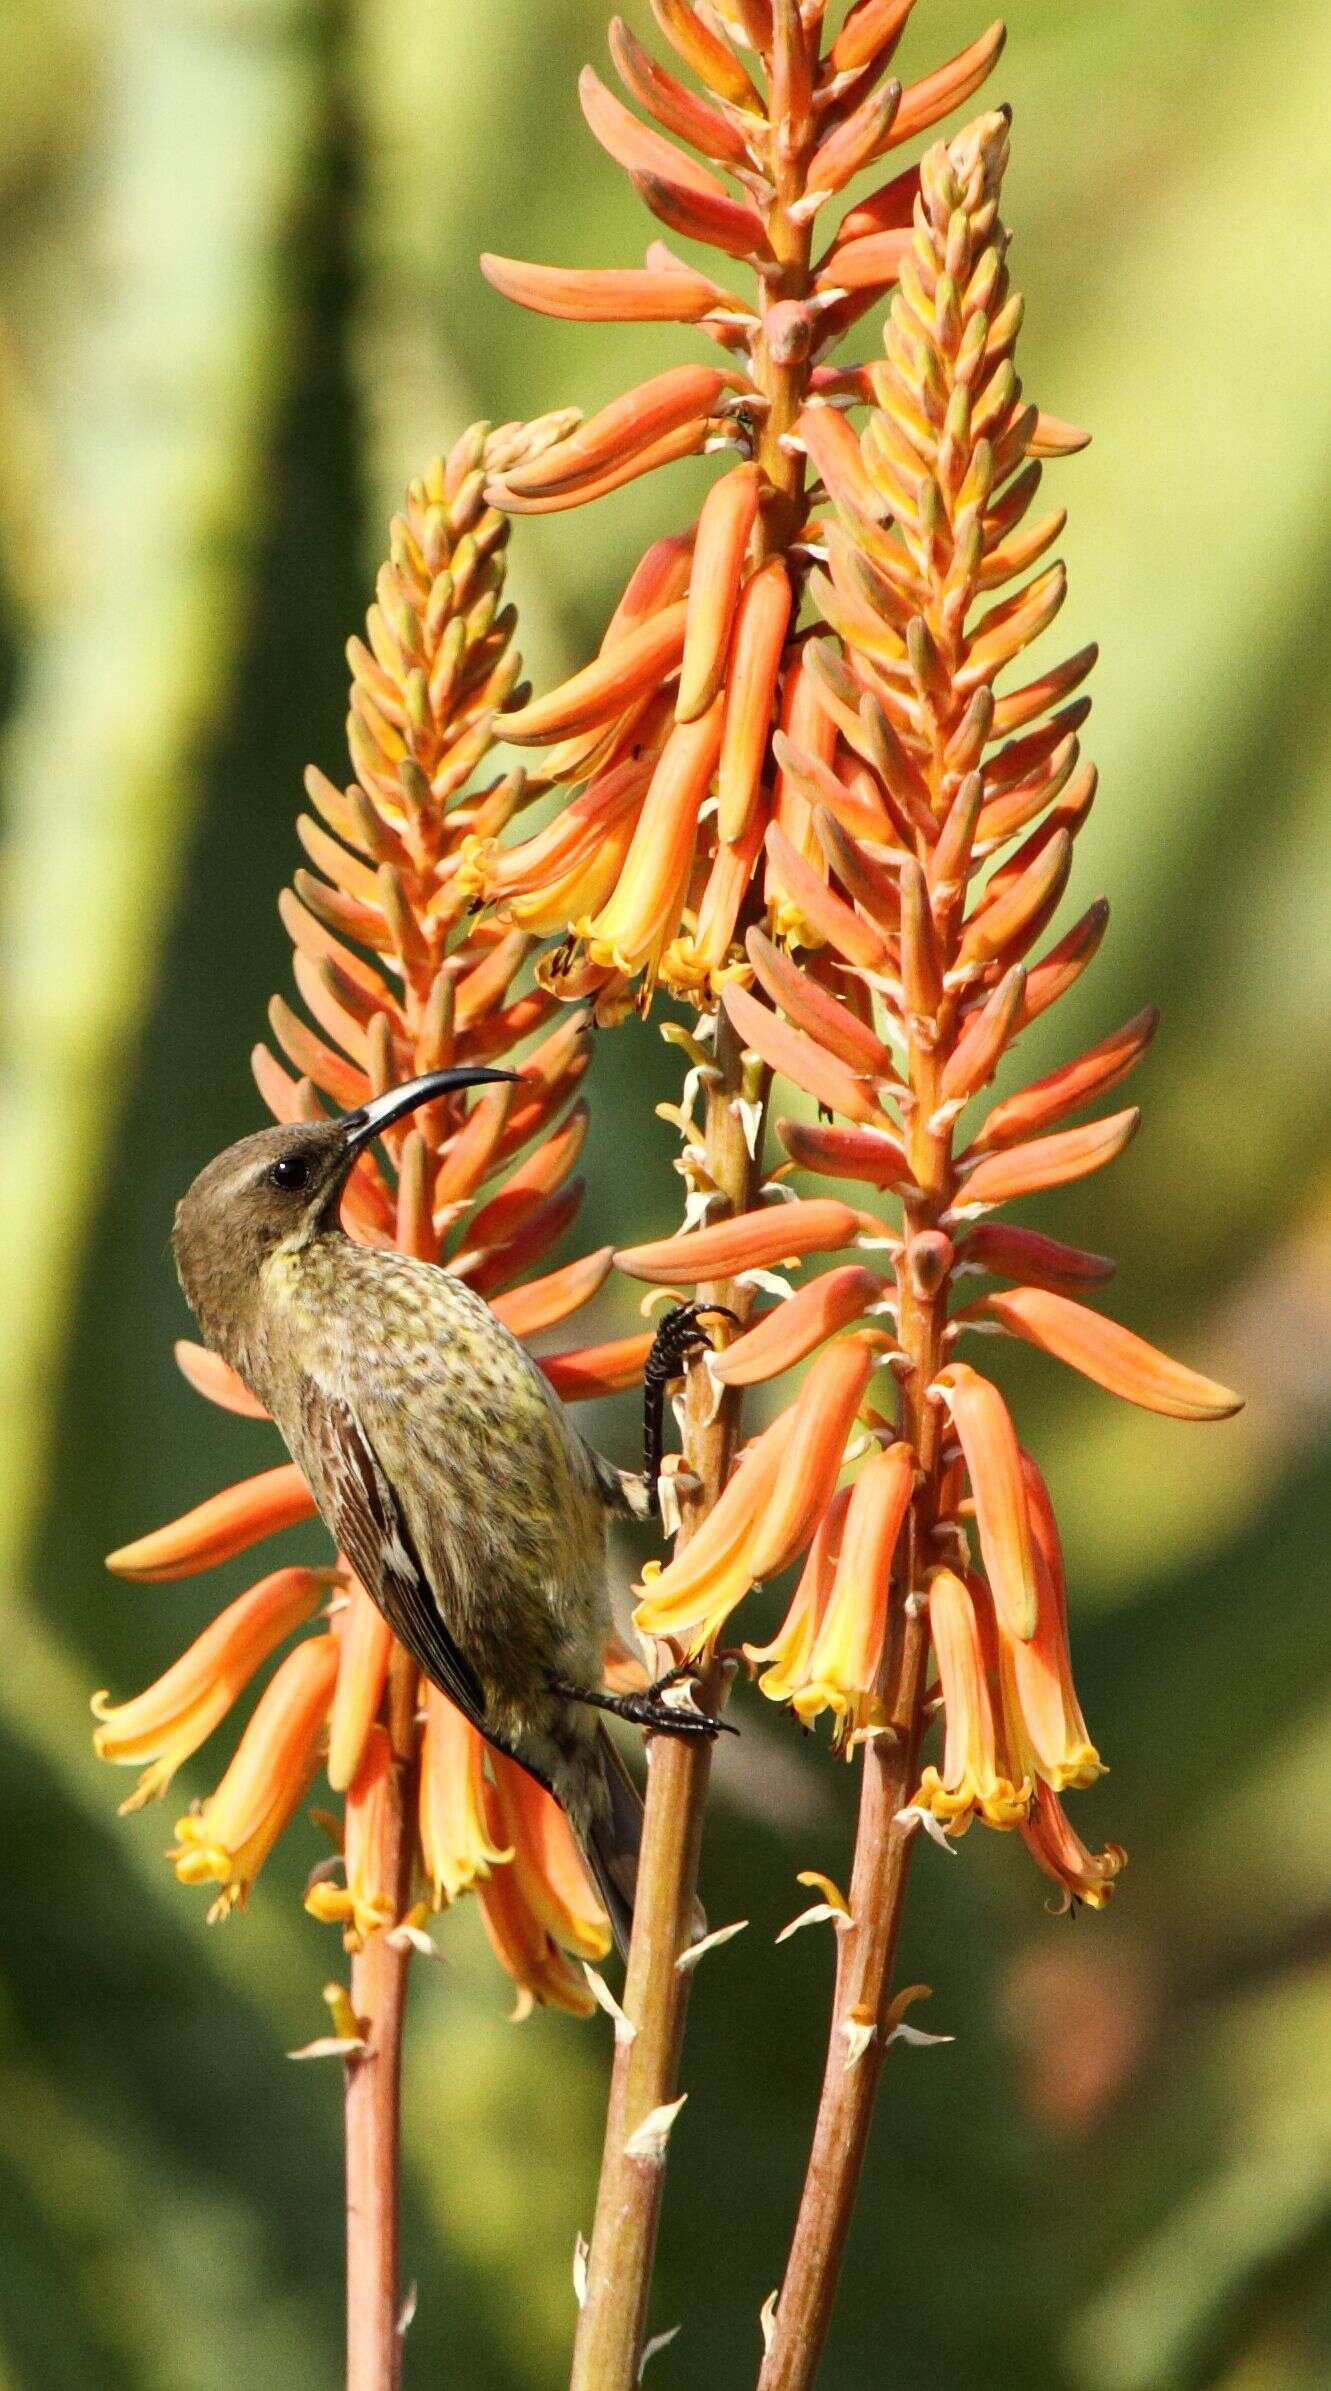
[
  {"xmin": 0, "ymin": 0, "xmax": 322, "ymax": 1614},
  {"xmin": 348, "ymin": 0, "xmax": 583, "ymax": 688},
  {"xmin": 1068, "ymin": 1975, "xmax": 1331, "ymax": 2391}
]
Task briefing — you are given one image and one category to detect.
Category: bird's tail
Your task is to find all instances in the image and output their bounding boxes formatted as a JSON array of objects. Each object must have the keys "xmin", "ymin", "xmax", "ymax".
[
  {"xmin": 581, "ymin": 1725, "xmax": 708, "ymax": 1964},
  {"xmin": 583, "ymin": 1725, "xmax": 644, "ymax": 1962}
]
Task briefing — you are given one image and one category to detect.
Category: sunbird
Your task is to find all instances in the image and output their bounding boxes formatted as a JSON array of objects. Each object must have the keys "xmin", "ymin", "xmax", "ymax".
[{"xmin": 171, "ymin": 1065, "xmax": 728, "ymax": 1954}]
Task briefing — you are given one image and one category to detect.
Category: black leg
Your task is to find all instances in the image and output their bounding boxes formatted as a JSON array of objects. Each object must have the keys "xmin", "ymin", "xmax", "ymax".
[
  {"xmin": 641, "ymin": 1302, "xmax": 739, "ymax": 1515},
  {"xmin": 548, "ymin": 1672, "xmax": 737, "ymax": 1740}
]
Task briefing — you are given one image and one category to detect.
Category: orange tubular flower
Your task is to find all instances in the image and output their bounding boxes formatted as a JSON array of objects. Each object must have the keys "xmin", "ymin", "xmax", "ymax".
[
  {"xmin": 93, "ymin": 1566, "xmax": 329, "ymax": 1811},
  {"xmin": 172, "ymin": 1637, "xmax": 341, "ymax": 1921},
  {"xmin": 305, "ymin": 1722, "xmax": 401, "ymax": 1948},
  {"xmin": 481, "ymin": 73, "xmax": 1239, "ymax": 1914},
  {"xmin": 996, "ymin": 1453, "xmax": 1102, "ymax": 1794},
  {"xmin": 912, "ymin": 1569, "xmax": 1030, "ymax": 1833},
  {"xmin": 97, "ymin": 422, "xmax": 638, "ymax": 2013},
  {"xmin": 633, "ymin": 1335, "xmax": 875, "ymax": 1646},
  {"xmin": 785, "ymin": 1441, "xmax": 915, "ymax": 1742},
  {"xmin": 417, "ymin": 1680, "xmax": 512, "ymax": 1906},
  {"xmin": 1020, "ymin": 1782, "xmax": 1126, "ymax": 1913}
]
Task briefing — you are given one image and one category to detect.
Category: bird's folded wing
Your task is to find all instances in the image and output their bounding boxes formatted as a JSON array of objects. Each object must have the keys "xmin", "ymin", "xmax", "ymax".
[{"xmin": 303, "ymin": 1381, "xmax": 488, "ymax": 1731}]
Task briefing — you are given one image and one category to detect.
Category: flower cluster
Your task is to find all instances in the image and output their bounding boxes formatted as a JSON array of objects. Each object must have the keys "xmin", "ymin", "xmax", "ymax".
[
  {"xmin": 472, "ymin": 14, "xmax": 1239, "ymax": 1912},
  {"xmin": 462, "ymin": 0, "xmax": 1013, "ymax": 1012},
  {"xmin": 95, "ymin": 423, "xmax": 645, "ymax": 2013},
  {"xmin": 621, "ymin": 112, "xmax": 1239, "ymax": 1903}
]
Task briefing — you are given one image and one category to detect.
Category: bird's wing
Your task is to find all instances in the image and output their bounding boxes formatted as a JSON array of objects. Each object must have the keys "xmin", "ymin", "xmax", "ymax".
[{"xmin": 303, "ymin": 1381, "xmax": 488, "ymax": 1731}]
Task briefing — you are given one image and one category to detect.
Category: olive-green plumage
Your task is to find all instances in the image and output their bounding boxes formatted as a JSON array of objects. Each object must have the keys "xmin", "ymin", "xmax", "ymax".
[{"xmin": 171, "ymin": 1069, "xmax": 647, "ymax": 1953}]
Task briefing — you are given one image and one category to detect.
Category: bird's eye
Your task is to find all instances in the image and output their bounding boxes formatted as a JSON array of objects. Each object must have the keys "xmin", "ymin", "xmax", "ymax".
[{"xmin": 268, "ymin": 1154, "xmax": 311, "ymax": 1193}]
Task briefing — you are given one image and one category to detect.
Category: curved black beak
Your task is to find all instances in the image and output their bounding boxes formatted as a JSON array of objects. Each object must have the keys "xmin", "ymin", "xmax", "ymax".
[{"xmin": 339, "ymin": 1067, "xmax": 520, "ymax": 1158}]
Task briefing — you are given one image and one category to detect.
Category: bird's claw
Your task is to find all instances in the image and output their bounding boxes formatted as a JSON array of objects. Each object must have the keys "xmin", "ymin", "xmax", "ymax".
[
  {"xmin": 632, "ymin": 1656, "xmax": 736, "ymax": 1740},
  {"xmin": 640, "ymin": 1303, "xmax": 741, "ymax": 1523},
  {"xmin": 644, "ymin": 1301, "xmax": 739, "ymax": 1389},
  {"xmin": 549, "ymin": 1663, "xmax": 736, "ymax": 1739},
  {"xmin": 627, "ymin": 1690, "xmax": 737, "ymax": 1740}
]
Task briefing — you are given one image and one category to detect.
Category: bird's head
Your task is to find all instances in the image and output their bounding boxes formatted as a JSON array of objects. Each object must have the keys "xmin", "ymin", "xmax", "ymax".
[{"xmin": 171, "ymin": 1067, "xmax": 518, "ymax": 1349}]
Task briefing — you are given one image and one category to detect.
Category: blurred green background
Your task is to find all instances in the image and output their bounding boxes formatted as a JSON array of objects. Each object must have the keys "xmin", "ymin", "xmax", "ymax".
[{"xmin": 2, "ymin": 0, "xmax": 1330, "ymax": 2384}]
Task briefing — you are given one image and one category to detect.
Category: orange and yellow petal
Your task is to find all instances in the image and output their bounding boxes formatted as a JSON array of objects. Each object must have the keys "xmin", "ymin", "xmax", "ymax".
[
  {"xmin": 635, "ymin": 1334, "xmax": 874, "ymax": 1646},
  {"xmin": 792, "ymin": 1440, "xmax": 914, "ymax": 1737},
  {"xmin": 92, "ymin": 1566, "xmax": 328, "ymax": 1811},
  {"xmin": 635, "ymin": 1405, "xmax": 801, "ymax": 1645},
  {"xmin": 933, "ymin": 1364, "xmax": 1039, "ymax": 1641},
  {"xmin": 474, "ymin": 1810, "xmax": 600, "ymax": 2020},
  {"xmin": 913, "ymin": 1568, "xmax": 1031, "ymax": 1832},
  {"xmin": 418, "ymin": 1684, "xmax": 511, "ymax": 1906},
  {"xmin": 487, "ymin": 1753, "xmax": 609, "ymax": 1964},
  {"xmin": 307, "ymin": 1722, "xmax": 402, "ymax": 1946},
  {"xmin": 580, "ymin": 698, "xmax": 724, "ymax": 973},
  {"xmin": 325, "ymin": 1582, "xmax": 394, "ymax": 1793},
  {"xmin": 1019, "ymin": 1781, "xmax": 1125, "ymax": 1910},
  {"xmin": 997, "ymin": 1455, "xmax": 1102, "ymax": 1792},
  {"xmin": 171, "ymin": 1634, "xmax": 340, "ymax": 1919},
  {"xmin": 748, "ymin": 1485, "xmax": 849, "ymax": 1704}
]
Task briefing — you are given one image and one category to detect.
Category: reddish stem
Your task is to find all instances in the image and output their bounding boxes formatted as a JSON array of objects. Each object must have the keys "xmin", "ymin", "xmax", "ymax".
[{"xmin": 345, "ymin": 1654, "xmax": 418, "ymax": 2391}]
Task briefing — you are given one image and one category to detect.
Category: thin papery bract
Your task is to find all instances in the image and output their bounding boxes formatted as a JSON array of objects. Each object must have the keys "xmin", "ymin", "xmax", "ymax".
[{"xmin": 97, "ymin": 420, "xmax": 654, "ymax": 2016}]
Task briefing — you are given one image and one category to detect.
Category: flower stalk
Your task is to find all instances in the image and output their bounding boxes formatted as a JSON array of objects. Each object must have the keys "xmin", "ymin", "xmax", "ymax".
[
  {"xmin": 756, "ymin": 723, "xmax": 956, "ymax": 2390},
  {"xmin": 344, "ymin": 1647, "xmax": 417, "ymax": 2391},
  {"xmin": 571, "ymin": 1004, "xmax": 764, "ymax": 2390}
]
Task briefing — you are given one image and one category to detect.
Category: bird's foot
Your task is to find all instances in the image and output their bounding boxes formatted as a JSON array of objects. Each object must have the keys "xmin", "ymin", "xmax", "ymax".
[
  {"xmin": 644, "ymin": 1301, "xmax": 739, "ymax": 1392},
  {"xmin": 615, "ymin": 1682, "xmax": 737, "ymax": 1739},
  {"xmin": 617, "ymin": 1650, "xmax": 737, "ymax": 1738},
  {"xmin": 642, "ymin": 1303, "xmax": 739, "ymax": 1517},
  {"xmin": 549, "ymin": 1669, "xmax": 736, "ymax": 1741}
]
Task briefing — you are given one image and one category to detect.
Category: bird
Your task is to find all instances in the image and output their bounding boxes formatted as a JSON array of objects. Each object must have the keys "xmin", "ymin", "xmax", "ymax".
[{"xmin": 170, "ymin": 1064, "xmax": 729, "ymax": 1956}]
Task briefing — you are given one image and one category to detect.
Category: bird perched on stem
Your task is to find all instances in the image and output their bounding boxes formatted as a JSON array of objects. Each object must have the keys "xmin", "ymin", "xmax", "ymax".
[{"xmin": 170, "ymin": 1065, "xmax": 728, "ymax": 1955}]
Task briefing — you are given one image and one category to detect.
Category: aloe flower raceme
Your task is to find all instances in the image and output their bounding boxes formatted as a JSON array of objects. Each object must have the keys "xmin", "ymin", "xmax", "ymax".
[
  {"xmin": 618, "ymin": 107, "xmax": 1240, "ymax": 1883},
  {"xmin": 597, "ymin": 106, "xmax": 1239, "ymax": 2391},
  {"xmin": 96, "ymin": 420, "xmax": 652, "ymax": 2019},
  {"xmin": 463, "ymin": 17, "xmax": 1099, "ymax": 2385},
  {"xmin": 463, "ymin": 0, "xmax": 1018, "ymax": 1013}
]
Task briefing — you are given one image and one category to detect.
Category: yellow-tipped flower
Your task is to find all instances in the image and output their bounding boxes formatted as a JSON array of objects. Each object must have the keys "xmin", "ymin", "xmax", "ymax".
[
  {"xmin": 476, "ymin": 1756, "xmax": 610, "ymax": 2020},
  {"xmin": 633, "ymin": 1337, "xmax": 875, "ymax": 1648},
  {"xmin": 172, "ymin": 1637, "xmax": 341, "ymax": 1921},
  {"xmin": 912, "ymin": 1571, "xmax": 1031, "ymax": 1834},
  {"xmin": 306, "ymin": 1724, "xmax": 402, "ymax": 1949},
  {"xmin": 1020, "ymin": 1782, "xmax": 1126, "ymax": 1912},
  {"xmin": 996, "ymin": 1456, "xmax": 1103, "ymax": 1793},
  {"xmin": 92, "ymin": 1566, "xmax": 328, "ymax": 1812},
  {"xmin": 325, "ymin": 1584, "xmax": 394, "ymax": 1795},
  {"xmin": 787, "ymin": 1443, "xmax": 914, "ymax": 1742},
  {"xmin": 418, "ymin": 1681, "xmax": 512, "ymax": 1906}
]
